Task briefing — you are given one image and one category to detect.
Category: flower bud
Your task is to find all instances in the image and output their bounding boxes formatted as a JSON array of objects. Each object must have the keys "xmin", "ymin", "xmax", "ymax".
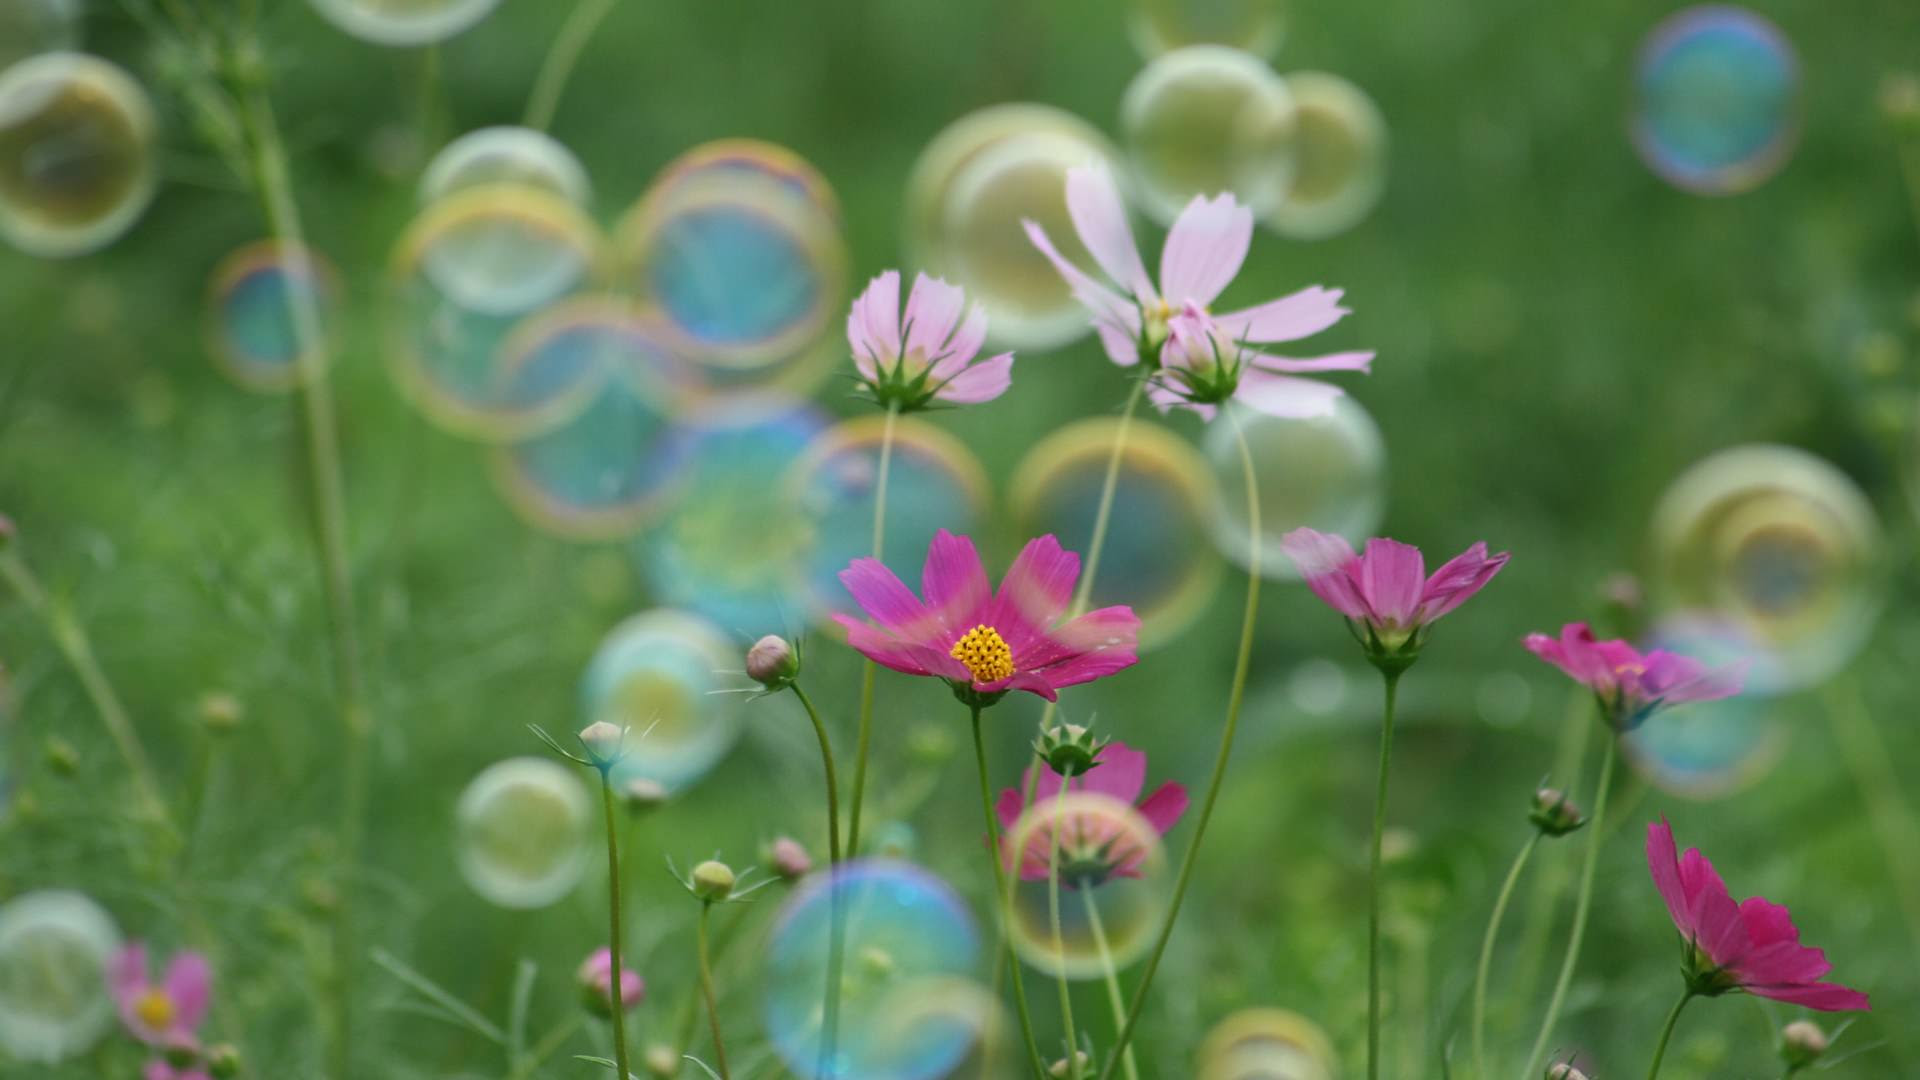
[
  {"xmin": 765, "ymin": 836, "xmax": 811, "ymax": 882},
  {"xmin": 578, "ymin": 948, "xmax": 645, "ymax": 1017},
  {"xmin": 1545, "ymin": 1064, "xmax": 1589, "ymax": 1080},
  {"xmin": 692, "ymin": 859, "xmax": 736, "ymax": 902},
  {"xmin": 1781, "ymin": 1019, "xmax": 1829, "ymax": 1069},
  {"xmin": 198, "ymin": 692, "xmax": 243, "ymax": 735},
  {"xmin": 206, "ymin": 1043, "xmax": 242, "ymax": 1078},
  {"xmin": 622, "ymin": 777, "xmax": 669, "ymax": 814},
  {"xmin": 1529, "ymin": 787, "xmax": 1587, "ymax": 837},
  {"xmin": 163, "ymin": 1033, "xmax": 200, "ymax": 1067},
  {"xmin": 745, "ymin": 634, "xmax": 799, "ymax": 690},
  {"xmin": 1032, "ymin": 722, "xmax": 1106, "ymax": 778},
  {"xmin": 43, "ymin": 736, "xmax": 79, "ymax": 777},
  {"xmin": 644, "ymin": 1044, "xmax": 680, "ymax": 1077},
  {"xmin": 578, "ymin": 721, "xmax": 625, "ymax": 768},
  {"xmin": 1049, "ymin": 1050, "xmax": 1091, "ymax": 1077}
]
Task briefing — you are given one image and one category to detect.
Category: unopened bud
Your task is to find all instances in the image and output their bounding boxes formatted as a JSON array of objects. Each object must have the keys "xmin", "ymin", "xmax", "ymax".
[
  {"xmin": 1529, "ymin": 788, "xmax": 1587, "ymax": 837},
  {"xmin": 1545, "ymin": 1064, "xmax": 1589, "ymax": 1080},
  {"xmin": 578, "ymin": 948, "xmax": 644, "ymax": 1017},
  {"xmin": 1050, "ymin": 1051, "xmax": 1092, "ymax": 1077},
  {"xmin": 43, "ymin": 736, "xmax": 79, "ymax": 776},
  {"xmin": 644, "ymin": 1044, "xmax": 680, "ymax": 1077},
  {"xmin": 746, "ymin": 634, "xmax": 799, "ymax": 690},
  {"xmin": 198, "ymin": 692, "xmax": 243, "ymax": 734},
  {"xmin": 765, "ymin": 836, "xmax": 812, "ymax": 882},
  {"xmin": 207, "ymin": 1043, "xmax": 242, "ymax": 1078},
  {"xmin": 1781, "ymin": 1019, "xmax": 1829, "ymax": 1069},
  {"xmin": 692, "ymin": 859, "xmax": 735, "ymax": 902},
  {"xmin": 578, "ymin": 721, "xmax": 625, "ymax": 767},
  {"xmin": 623, "ymin": 777, "xmax": 669, "ymax": 813},
  {"xmin": 1032, "ymin": 722, "xmax": 1106, "ymax": 778}
]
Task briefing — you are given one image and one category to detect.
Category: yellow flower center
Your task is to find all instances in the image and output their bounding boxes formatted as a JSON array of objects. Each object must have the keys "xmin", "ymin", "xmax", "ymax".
[
  {"xmin": 134, "ymin": 988, "xmax": 174, "ymax": 1031},
  {"xmin": 950, "ymin": 624, "xmax": 1015, "ymax": 683}
]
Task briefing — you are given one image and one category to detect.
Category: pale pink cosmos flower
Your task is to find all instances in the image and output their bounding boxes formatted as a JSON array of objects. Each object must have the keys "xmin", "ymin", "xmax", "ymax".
[
  {"xmin": 1281, "ymin": 528, "xmax": 1509, "ymax": 667},
  {"xmin": 834, "ymin": 529, "xmax": 1140, "ymax": 705},
  {"xmin": 578, "ymin": 948, "xmax": 644, "ymax": 1015},
  {"xmin": 109, "ymin": 944, "xmax": 211, "ymax": 1048},
  {"xmin": 995, "ymin": 741, "xmax": 1188, "ymax": 883},
  {"xmin": 1525, "ymin": 622, "xmax": 1745, "ymax": 731},
  {"xmin": 1646, "ymin": 819, "xmax": 1870, "ymax": 1011},
  {"xmin": 847, "ymin": 270, "xmax": 1014, "ymax": 410},
  {"xmin": 1023, "ymin": 163, "xmax": 1371, "ymax": 419}
]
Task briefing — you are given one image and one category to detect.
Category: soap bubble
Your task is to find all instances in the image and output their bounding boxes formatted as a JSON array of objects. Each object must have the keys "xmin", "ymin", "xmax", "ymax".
[
  {"xmin": 1204, "ymin": 397, "xmax": 1386, "ymax": 580},
  {"xmin": 0, "ymin": 53, "xmax": 157, "ymax": 258},
  {"xmin": 1648, "ymin": 444, "xmax": 1883, "ymax": 693},
  {"xmin": 1264, "ymin": 72, "xmax": 1388, "ymax": 239},
  {"xmin": 0, "ymin": 890, "xmax": 121, "ymax": 1063},
  {"xmin": 1632, "ymin": 6, "xmax": 1799, "ymax": 195},
  {"xmin": 0, "ymin": 0, "xmax": 79, "ymax": 74},
  {"xmin": 1010, "ymin": 417, "xmax": 1219, "ymax": 649},
  {"xmin": 307, "ymin": 0, "xmax": 504, "ymax": 48},
  {"xmin": 762, "ymin": 859, "xmax": 983, "ymax": 1080},
  {"xmin": 906, "ymin": 104, "xmax": 1122, "ymax": 349},
  {"xmin": 1120, "ymin": 45, "xmax": 1296, "ymax": 224},
  {"xmin": 1130, "ymin": 0, "xmax": 1283, "ymax": 59},
  {"xmin": 1195, "ymin": 1008, "xmax": 1338, "ymax": 1080},
  {"xmin": 584, "ymin": 609, "xmax": 745, "ymax": 795},
  {"xmin": 650, "ymin": 137, "xmax": 841, "ymax": 221},
  {"xmin": 455, "ymin": 757, "xmax": 592, "ymax": 909},
  {"xmin": 1004, "ymin": 793, "xmax": 1169, "ymax": 981},
  {"xmin": 420, "ymin": 126, "xmax": 591, "ymax": 208},
  {"xmin": 205, "ymin": 241, "xmax": 339, "ymax": 393},
  {"xmin": 789, "ymin": 416, "xmax": 989, "ymax": 627},
  {"xmin": 1622, "ymin": 616, "xmax": 1783, "ymax": 800}
]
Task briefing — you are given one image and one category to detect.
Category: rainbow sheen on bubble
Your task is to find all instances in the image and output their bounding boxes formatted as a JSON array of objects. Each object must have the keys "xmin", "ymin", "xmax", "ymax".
[
  {"xmin": 1195, "ymin": 1008, "xmax": 1338, "ymax": 1080},
  {"xmin": 307, "ymin": 0, "xmax": 503, "ymax": 47},
  {"xmin": 584, "ymin": 609, "xmax": 745, "ymax": 794},
  {"xmin": 455, "ymin": 757, "xmax": 592, "ymax": 909},
  {"xmin": 1205, "ymin": 397, "xmax": 1386, "ymax": 580},
  {"xmin": 1649, "ymin": 444, "xmax": 1883, "ymax": 693},
  {"xmin": 1265, "ymin": 72, "xmax": 1388, "ymax": 240},
  {"xmin": 205, "ymin": 241, "xmax": 339, "ymax": 394},
  {"xmin": 1632, "ymin": 6, "xmax": 1799, "ymax": 195},
  {"xmin": 762, "ymin": 859, "xmax": 983, "ymax": 1080},
  {"xmin": 1010, "ymin": 417, "xmax": 1219, "ymax": 650},
  {"xmin": 1005, "ymin": 793, "xmax": 1169, "ymax": 981},
  {"xmin": 420, "ymin": 126, "xmax": 591, "ymax": 208},
  {"xmin": 906, "ymin": 104, "xmax": 1122, "ymax": 349},
  {"xmin": 789, "ymin": 416, "xmax": 989, "ymax": 627},
  {"xmin": 1130, "ymin": 0, "xmax": 1283, "ymax": 59},
  {"xmin": 650, "ymin": 138, "xmax": 841, "ymax": 222},
  {"xmin": 0, "ymin": 0, "xmax": 79, "ymax": 73},
  {"xmin": 1622, "ymin": 616, "xmax": 1783, "ymax": 800},
  {"xmin": 0, "ymin": 890, "xmax": 122, "ymax": 1063},
  {"xmin": 1120, "ymin": 45, "xmax": 1296, "ymax": 224},
  {"xmin": 0, "ymin": 52, "xmax": 157, "ymax": 258}
]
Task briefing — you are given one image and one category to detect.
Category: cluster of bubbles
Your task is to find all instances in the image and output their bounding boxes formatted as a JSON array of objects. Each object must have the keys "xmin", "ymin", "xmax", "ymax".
[
  {"xmin": 0, "ymin": 889, "xmax": 121, "ymax": 1063},
  {"xmin": 580, "ymin": 608, "xmax": 746, "ymax": 795},
  {"xmin": 0, "ymin": 47, "xmax": 158, "ymax": 258},
  {"xmin": 1205, "ymin": 398, "xmax": 1387, "ymax": 580},
  {"xmin": 1632, "ymin": 6, "xmax": 1799, "ymax": 196},
  {"xmin": 454, "ymin": 756, "xmax": 593, "ymax": 908},
  {"xmin": 1003, "ymin": 793, "xmax": 1170, "ymax": 982},
  {"xmin": 1194, "ymin": 1008, "xmax": 1338, "ymax": 1080},
  {"xmin": 306, "ymin": 0, "xmax": 503, "ymax": 48},
  {"xmin": 204, "ymin": 241, "xmax": 341, "ymax": 393}
]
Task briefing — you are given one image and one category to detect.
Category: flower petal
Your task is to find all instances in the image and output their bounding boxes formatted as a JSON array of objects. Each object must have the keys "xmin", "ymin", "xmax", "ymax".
[
  {"xmin": 1416, "ymin": 543, "xmax": 1509, "ymax": 622},
  {"xmin": 1023, "ymin": 219, "xmax": 1142, "ymax": 350},
  {"xmin": 839, "ymin": 557, "xmax": 933, "ymax": 639},
  {"xmin": 1214, "ymin": 285, "xmax": 1349, "ymax": 343},
  {"xmin": 1746, "ymin": 981, "xmax": 1872, "ymax": 1012},
  {"xmin": 109, "ymin": 943, "xmax": 150, "ymax": 1010},
  {"xmin": 1645, "ymin": 819, "xmax": 1693, "ymax": 939},
  {"xmin": 987, "ymin": 535, "xmax": 1081, "ymax": 650},
  {"xmin": 163, "ymin": 952, "xmax": 212, "ymax": 1032},
  {"xmin": 903, "ymin": 273, "xmax": 968, "ymax": 363},
  {"xmin": 1280, "ymin": 528, "xmax": 1367, "ymax": 619},
  {"xmin": 1079, "ymin": 742, "xmax": 1146, "ymax": 804},
  {"xmin": 934, "ymin": 352, "xmax": 1013, "ymax": 404},
  {"xmin": 1233, "ymin": 368, "xmax": 1345, "ymax": 418},
  {"xmin": 1248, "ymin": 349, "xmax": 1374, "ymax": 374},
  {"xmin": 1065, "ymin": 164, "xmax": 1155, "ymax": 300},
  {"xmin": 1357, "ymin": 538, "xmax": 1425, "ymax": 627},
  {"xmin": 1159, "ymin": 192, "xmax": 1253, "ymax": 307},
  {"xmin": 832, "ymin": 614, "xmax": 949, "ymax": 679},
  {"xmin": 849, "ymin": 270, "xmax": 900, "ymax": 372},
  {"xmin": 995, "ymin": 786, "xmax": 1026, "ymax": 833},
  {"xmin": 929, "ymin": 304, "xmax": 989, "ymax": 380},
  {"xmin": 921, "ymin": 530, "xmax": 992, "ymax": 637},
  {"xmin": 1136, "ymin": 782, "xmax": 1190, "ymax": 835}
]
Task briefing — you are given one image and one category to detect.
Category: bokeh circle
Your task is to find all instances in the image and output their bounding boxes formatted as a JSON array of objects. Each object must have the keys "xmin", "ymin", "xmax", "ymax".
[
  {"xmin": 0, "ymin": 52, "xmax": 157, "ymax": 258},
  {"xmin": 1632, "ymin": 6, "xmax": 1799, "ymax": 195},
  {"xmin": 420, "ymin": 126, "xmax": 592, "ymax": 208},
  {"xmin": 1195, "ymin": 1008, "xmax": 1338, "ymax": 1080},
  {"xmin": 1204, "ymin": 397, "xmax": 1386, "ymax": 580},
  {"xmin": 454, "ymin": 757, "xmax": 593, "ymax": 909},
  {"xmin": 205, "ymin": 240, "xmax": 340, "ymax": 394},
  {"xmin": 1120, "ymin": 45, "xmax": 1296, "ymax": 224},
  {"xmin": 306, "ymin": 0, "xmax": 504, "ymax": 48},
  {"xmin": 1129, "ymin": 0, "xmax": 1284, "ymax": 60},
  {"xmin": 584, "ymin": 608, "xmax": 746, "ymax": 795},
  {"xmin": 1264, "ymin": 71, "xmax": 1388, "ymax": 240},
  {"xmin": 0, "ymin": 889, "xmax": 122, "ymax": 1063},
  {"xmin": 1004, "ymin": 792, "xmax": 1170, "ymax": 982},
  {"xmin": 1621, "ymin": 615, "xmax": 1784, "ymax": 800}
]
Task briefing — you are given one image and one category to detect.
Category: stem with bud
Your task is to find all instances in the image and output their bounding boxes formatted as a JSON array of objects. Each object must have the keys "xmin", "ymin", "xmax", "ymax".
[
  {"xmin": 1473, "ymin": 832, "xmax": 1540, "ymax": 1078},
  {"xmin": 1520, "ymin": 737, "xmax": 1617, "ymax": 1080}
]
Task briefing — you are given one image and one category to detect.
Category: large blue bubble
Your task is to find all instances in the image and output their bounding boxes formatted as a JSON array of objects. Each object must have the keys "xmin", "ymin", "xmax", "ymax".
[{"xmin": 1632, "ymin": 6, "xmax": 1799, "ymax": 195}]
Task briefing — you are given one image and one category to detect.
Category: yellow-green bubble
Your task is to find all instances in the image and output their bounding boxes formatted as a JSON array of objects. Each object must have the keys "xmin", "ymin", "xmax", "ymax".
[
  {"xmin": 454, "ymin": 757, "xmax": 592, "ymax": 909},
  {"xmin": 585, "ymin": 609, "xmax": 745, "ymax": 794},
  {"xmin": 1265, "ymin": 72, "xmax": 1388, "ymax": 240},
  {"xmin": 1130, "ymin": 0, "xmax": 1283, "ymax": 59},
  {"xmin": 1004, "ymin": 793, "xmax": 1169, "ymax": 982},
  {"xmin": 420, "ymin": 126, "xmax": 591, "ymax": 207},
  {"xmin": 0, "ymin": 52, "xmax": 157, "ymax": 258},
  {"xmin": 1195, "ymin": 1008, "xmax": 1337, "ymax": 1080},
  {"xmin": 1121, "ymin": 45, "xmax": 1295, "ymax": 224},
  {"xmin": 1204, "ymin": 398, "xmax": 1386, "ymax": 581},
  {"xmin": 306, "ymin": 0, "xmax": 503, "ymax": 47}
]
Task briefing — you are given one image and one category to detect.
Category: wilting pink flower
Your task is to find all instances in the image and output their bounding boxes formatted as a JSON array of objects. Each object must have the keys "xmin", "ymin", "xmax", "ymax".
[
  {"xmin": 1023, "ymin": 163, "xmax": 1371, "ymax": 419},
  {"xmin": 109, "ymin": 944, "xmax": 211, "ymax": 1048},
  {"xmin": 578, "ymin": 948, "xmax": 644, "ymax": 1015},
  {"xmin": 848, "ymin": 270, "xmax": 1013, "ymax": 410},
  {"xmin": 1281, "ymin": 528, "xmax": 1508, "ymax": 668},
  {"xmin": 834, "ymin": 530, "xmax": 1140, "ymax": 705},
  {"xmin": 1525, "ymin": 622, "xmax": 1744, "ymax": 731},
  {"xmin": 995, "ymin": 741, "xmax": 1188, "ymax": 883},
  {"xmin": 1646, "ymin": 819, "xmax": 1869, "ymax": 1011}
]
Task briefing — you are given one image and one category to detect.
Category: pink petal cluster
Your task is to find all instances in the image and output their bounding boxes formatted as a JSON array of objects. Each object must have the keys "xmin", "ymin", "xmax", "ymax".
[
  {"xmin": 1525, "ymin": 623, "xmax": 1744, "ymax": 730},
  {"xmin": 834, "ymin": 530, "xmax": 1140, "ymax": 703},
  {"xmin": 1023, "ymin": 164, "xmax": 1371, "ymax": 419},
  {"xmin": 109, "ymin": 944, "xmax": 211, "ymax": 1048},
  {"xmin": 995, "ymin": 741, "xmax": 1188, "ymax": 882},
  {"xmin": 847, "ymin": 270, "xmax": 1013, "ymax": 407},
  {"xmin": 1280, "ymin": 528, "xmax": 1508, "ymax": 655},
  {"xmin": 1646, "ymin": 819, "xmax": 1870, "ymax": 1011},
  {"xmin": 578, "ymin": 948, "xmax": 645, "ymax": 1013}
]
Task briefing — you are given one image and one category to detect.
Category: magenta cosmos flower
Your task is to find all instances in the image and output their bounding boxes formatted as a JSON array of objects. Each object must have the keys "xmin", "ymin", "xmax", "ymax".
[
  {"xmin": 1023, "ymin": 163, "xmax": 1371, "ymax": 420},
  {"xmin": 847, "ymin": 269, "xmax": 1013, "ymax": 411},
  {"xmin": 1646, "ymin": 819, "xmax": 1869, "ymax": 1011},
  {"xmin": 834, "ymin": 529, "xmax": 1140, "ymax": 705},
  {"xmin": 1526, "ymin": 623, "xmax": 1744, "ymax": 731},
  {"xmin": 109, "ymin": 944, "xmax": 211, "ymax": 1048},
  {"xmin": 577, "ymin": 948, "xmax": 644, "ymax": 1016},
  {"xmin": 1281, "ymin": 528, "xmax": 1509, "ymax": 670},
  {"xmin": 995, "ymin": 740, "xmax": 1188, "ymax": 883}
]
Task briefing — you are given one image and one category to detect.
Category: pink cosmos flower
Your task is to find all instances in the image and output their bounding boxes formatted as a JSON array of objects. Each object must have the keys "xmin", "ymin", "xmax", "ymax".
[
  {"xmin": 1525, "ymin": 623, "xmax": 1745, "ymax": 731},
  {"xmin": 847, "ymin": 270, "xmax": 1014, "ymax": 410},
  {"xmin": 1280, "ymin": 528, "xmax": 1509, "ymax": 666},
  {"xmin": 1023, "ymin": 163, "xmax": 1371, "ymax": 420},
  {"xmin": 109, "ymin": 944, "xmax": 211, "ymax": 1048},
  {"xmin": 1646, "ymin": 819, "xmax": 1870, "ymax": 1011},
  {"xmin": 834, "ymin": 529, "xmax": 1140, "ymax": 704},
  {"xmin": 578, "ymin": 948, "xmax": 645, "ymax": 1015},
  {"xmin": 994, "ymin": 741, "xmax": 1188, "ymax": 883}
]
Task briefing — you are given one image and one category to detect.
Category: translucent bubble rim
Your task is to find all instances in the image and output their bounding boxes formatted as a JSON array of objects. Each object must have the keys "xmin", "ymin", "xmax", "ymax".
[
  {"xmin": 1263, "ymin": 70, "xmax": 1389, "ymax": 241},
  {"xmin": 0, "ymin": 52, "xmax": 158, "ymax": 259},
  {"xmin": 1630, "ymin": 4, "xmax": 1801, "ymax": 196},
  {"xmin": 205, "ymin": 239, "xmax": 340, "ymax": 394}
]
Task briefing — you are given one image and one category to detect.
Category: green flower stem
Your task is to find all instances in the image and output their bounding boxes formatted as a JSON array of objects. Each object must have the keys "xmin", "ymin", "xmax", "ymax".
[
  {"xmin": 1472, "ymin": 832, "xmax": 1540, "ymax": 1079},
  {"xmin": 1367, "ymin": 668, "xmax": 1403, "ymax": 1080},
  {"xmin": 1096, "ymin": 408, "xmax": 1261, "ymax": 1080},
  {"xmin": 789, "ymin": 681, "xmax": 843, "ymax": 1077},
  {"xmin": 1506, "ymin": 689, "xmax": 1595, "ymax": 1019},
  {"xmin": 697, "ymin": 902, "xmax": 732, "ymax": 1079},
  {"xmin": 599, "ymin": 772, "xmax": 633, "ymax": 1080},
  {"xmin": 846, "ymin": 401, "xmax": 900, "ymax": 858},
  {"xmin": 1048, "ymin": 772, "xmax": 1082, "ymax": 1077},
  {"xmin": 1643, "ymin": 989, "xmax": 1695, "ymax": 1080},
  {"xmin": 523, "ymin": 0, "xmax": 621, "ymax": 131},
  {"xmin": 788, "ymin": 684, "xmax": 842, "ymax": 865},
  {"xmin": 1081, "ymin": 887, "xmax": 1141, "ymax": 1080},
  {"xmin": 1520, "ymin": 737, "xmax": 1618, "ymax": 1080},
  {"xmin": 970, "ymin": 703, "xmax": 1049, "ymax": 1078},
  {"xmin": 506, "ymin": 1013, "xmax": 585, "ymax": 1080}
]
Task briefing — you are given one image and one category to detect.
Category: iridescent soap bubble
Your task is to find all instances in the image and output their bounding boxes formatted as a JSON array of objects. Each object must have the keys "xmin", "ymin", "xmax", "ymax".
[
  {"xmin": 205, "ymin": 241, "xmax": 339, "ymax": 393},
  {"xmin": 1120, "ymin": 45, "xmax": 1296, "ymax": 224},
  {"xmin": 1204, "ymin": 397, "xmax": 1386, "ymax": 580},
  {"xmin": 1632, "ymin": 6, "xmax": 1799, "ymax": 195},
  {"xmin": 650, "ymin": 138, "xmax": 841, "ymax": 222},
  {"xmin": 307, "ymin": 0, "xmax": 503, "ymax": 47},
  {"xmin": 906, "ymin": 104, "xmax": 1122, "ymax": 349},
  {"xmin": 419, "ymin": 126, "xmax": 591, "ymax": 208},
  {"xmin": 1195, "ymin": 1008, "xmax": 1338, "ymax": 1080},
  {"xmin": 789, "ymin": 416, "xmax": 989, "ymax": 627},
  {"xmin": 762, "ymin": 859, "xmax": 983, "ymax": 1080},
  {"xmin": 1622, "ymin": 616, "xmax": 1783, "ymax": 800},
  {"xmin": 455, "ymin": 757, "xmax": 592, "ymax": 909},
  {"xmin": 1648, "ymin": 444, "xmax": 1883, "ymax": 693},
  {"xmin": 1130, "ymin": 0, "xmax": 1283, "ymax": 59},
  {"xmin": 1004, "ymin": 793, "xmax": 1169, "ymax": 981},
  {"xmin": 0, "ymin": 890, "xmax": 122, "ymax": 1063},
  {"xmin": 583, "ymin": 609, "xmax": 745, "ymax": 795},
  {"xmin": 0, "ymin": 53, "xmax": 157, "ymax": 258},
  {"xmin": 1265, "ymin": 72, "xmax": 1388, "ymax": 240},
  {"xmin": 0, "ymin": 0, "xmax": 79, "ymax": 73},
  {"xmin": 634, "ymin": 400, "xmax": 827, "ymax": 632},
  {"xmin": 1010, "ymin": 417, "xmax": 1219, "ymax": 650}
]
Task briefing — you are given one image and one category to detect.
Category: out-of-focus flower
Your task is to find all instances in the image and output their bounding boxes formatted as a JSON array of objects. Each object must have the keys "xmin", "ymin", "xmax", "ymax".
[
  {"xmin": 622, "ymin": 777, "xmax": 668, "ymax": 813},
  {"xmin": 1031, "ymin": 720, "xmax": 1108, "ymax": 778},
  {"xmin": 204, "ymin": 1043, "xmax": 240, "ymax": 1079},
  {"xmin": 834, "ymin": 530, "xmax": 1139, "ymax": 706},
  {"xmin": 1525, "ymin": 623, "xmax": 1744, "ymax": 731},
  {"xmin": 111, "ymin": 945, "xmax": 211, "ymax": 1048},
  {"xmin": 995, "ymin": 741, "xmax": 1188, "ymax": 884},
  {"xmin": 1528, "ymin": 787, "xmax": 1587, "ymax": 837},
  {"xmin": 848, "ymin": 270, "xmax": 1013, "ymax": 410},
  {"xmin": 745, "ymin": 634, "xmax": 799, "ymax": 691},
  {"xmin": 765, "ymin": 836, "xmax": 812, "ymax": 882},
  {"xmin": 1545, "ymin": 1063, "xmax": 1590, "ymax": 1080},
  {"xmin": 1780, "ymin": 1019, "xmax": 1830, "ymax": 1071},
  {"xmin": 1646, "ymin": 819, "xmax": 1870, "ymax": 1011},
  {"xmin": 691, "ymin": 860, "xmax": 736, "ymax": 902},
  {"xmin": 577, "ymin": 721, "xmax": 626, "ymax": 769},
  {"xmin": 1282, "ymin": 529, "xmax": 1508, "ymax": 672},
  {"xmin": 577, "ymin": 948, "xmax": 644, "ymax": 1016}
]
